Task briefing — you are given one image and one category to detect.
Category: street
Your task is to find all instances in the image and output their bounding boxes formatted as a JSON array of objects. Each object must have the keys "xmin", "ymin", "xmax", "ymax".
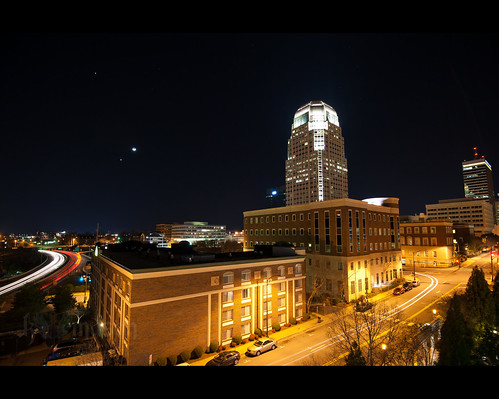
[
  {"xmin": 0, "ymin": 253, "xmax": 490, "ymax": 366},
  {"xmin": 237, "ymin": 253, "xmax": 488, "ymax": 365}
]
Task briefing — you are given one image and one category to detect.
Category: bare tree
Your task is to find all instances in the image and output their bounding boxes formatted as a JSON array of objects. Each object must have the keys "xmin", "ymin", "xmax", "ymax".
[
  {"xmin": 306, "ymin": 275, "xmax": 324, "ymax": 314},
  {"xmin": 326, "ymin": 302, "xmax": 403, "ymax": 366}
]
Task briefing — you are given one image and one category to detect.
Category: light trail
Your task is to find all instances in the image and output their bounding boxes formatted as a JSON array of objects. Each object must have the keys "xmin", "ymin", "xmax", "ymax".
[
  {"xmin": 0, "ymin": 250, "xmax": 66, "ymax": 296},
  {"xmin": 40, "ymin": 251, "xmax": 82, "ymax": 289},
  {"xmin": 270, "ymin": 271, "xmax": 439, "ymax": 365}
]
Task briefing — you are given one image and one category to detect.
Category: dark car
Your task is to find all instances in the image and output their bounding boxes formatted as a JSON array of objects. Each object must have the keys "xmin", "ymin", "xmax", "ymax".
[
  {"xmin": 206, "ymin": 350, "xmax": 241, "ymax": 366},
  {"xmin": 393, "ymin": 286, "xmax": 405, "ymax": 295},
  {"xmin": 356, "ymin": 301, "xmax": 373, "ymax": 312},
  {"xmin": 402, "ymin": 281, "xmax": 413, "ymax": 291}
]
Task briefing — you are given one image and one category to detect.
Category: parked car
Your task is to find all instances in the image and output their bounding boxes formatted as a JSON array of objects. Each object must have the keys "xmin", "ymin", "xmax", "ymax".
[
  {"xmin": 206, "ymin": 350, "xmax": 240, "ymax": 366},
  {"xmin": 411, "ymin": 279, "xmax": 420, "ymax": 287},
  {"xmin": 246, "ymin": 338, "xmax": 277, "ymax": 356},
  {"xmin": 402, "ymin": 281, "xmax": 413, "ymax": 291},
  {"xmin": 356, "ymin": 300, "xmax": 373, "ymax": 312},
  {"xmin": 393, "ymin": 286, "xmax": 405, "ymax": 295}
]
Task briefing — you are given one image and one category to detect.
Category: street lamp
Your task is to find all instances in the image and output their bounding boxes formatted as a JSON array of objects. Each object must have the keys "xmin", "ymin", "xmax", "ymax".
[{"xmin": 490, "ymin": 250, "xmax": 496, "ymax": 283}]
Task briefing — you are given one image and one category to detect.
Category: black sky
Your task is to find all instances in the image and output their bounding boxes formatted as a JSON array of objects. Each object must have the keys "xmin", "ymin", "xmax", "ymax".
[{"xmin": 1, "ymin": 32, "xmax": 499, "ymax": 234}]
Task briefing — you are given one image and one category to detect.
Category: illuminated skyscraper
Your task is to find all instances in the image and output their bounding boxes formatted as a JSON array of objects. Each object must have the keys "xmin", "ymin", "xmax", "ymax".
[
  {"xmin": 462, "ymin": 152, "xmax": 495, "ymax": 202},
  {"xmin": 285, "ymin": 101, "xmax": 348, "ymax": 206}
]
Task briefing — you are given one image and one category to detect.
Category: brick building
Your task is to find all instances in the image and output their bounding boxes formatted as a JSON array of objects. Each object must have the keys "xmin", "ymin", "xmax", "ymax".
[
  {"xmin": 400, "ymin": 219, "xmax": 454, "ymax": 268},
  {"xmin": 243, "ymin": 197, "xmax": 403, "ymax": 302},
  {"xmin": 89, "ymin": 243, "xmax": 306, "ymax": 366}
]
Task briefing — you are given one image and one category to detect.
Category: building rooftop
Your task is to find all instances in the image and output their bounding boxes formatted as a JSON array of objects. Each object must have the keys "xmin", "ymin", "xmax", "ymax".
[{"xmin": 99, "ymin": 241, "xmax": 303, "ymax": 273}]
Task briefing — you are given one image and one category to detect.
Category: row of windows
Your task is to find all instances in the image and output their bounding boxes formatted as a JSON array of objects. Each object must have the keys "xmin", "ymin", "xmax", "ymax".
[
  {"xmin": 315, "ymin": 268, "xmax": 402, "ymax": 296},
  {"xmin": 247, "ymin": 226, "xmax": 396, "ymax": 237},
  {"xmin": 400, "ymin": 226, "xmax": 440, "ymax": 234},
  {"xmin": 221, "ymin": 286, "xmax": 303, "ymax": 306},
  {"xmin": 400, "ymin": 236, "xmax": 453, "ymax": 246},
  {"xmin": 310, "ymin": 254, "xmax": 400, "ymax": 271},
  {"xmin": 220, "ymin": 264, "xmax": 303, "ymax": 286},
  {"xmin": 222, "ymin": 307, "xmax": 304, "ymax": 342},
  {"xmin": 246, "ymin": 211, "xmax": 394, "ymax": 225}
]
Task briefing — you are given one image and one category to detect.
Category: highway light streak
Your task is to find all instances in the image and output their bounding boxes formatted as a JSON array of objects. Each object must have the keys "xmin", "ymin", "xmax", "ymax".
[
  {"xmin": 271, "ymin": 272, "xmax": 439, "ymax": 365},
  {"xmin": 0, "ymin": 250, "xmax": 65, "ymax": 296},
  {"xmin": 39, "ymin": 251, "xmax": 82, "ymax": 289}
]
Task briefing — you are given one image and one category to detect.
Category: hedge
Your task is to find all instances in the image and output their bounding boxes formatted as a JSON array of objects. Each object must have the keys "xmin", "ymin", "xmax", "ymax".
[
  {"xmin": 178, "ymin": 349, "xmax": 191, "ymax": 363},
  {"xmin": 191, "ymin": 345, "xmax": 204, "ymax": 359}
]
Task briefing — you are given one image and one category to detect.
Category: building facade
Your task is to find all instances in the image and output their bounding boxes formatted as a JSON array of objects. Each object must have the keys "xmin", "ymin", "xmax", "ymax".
[
  {"xmin": 285, "ymin": 101, "xmax": 348, "ymax": 206},
  {"xmin": 90, "ymin": 246, "xmax": 306, "ymax": 366},
  {"xmin": 462, "ymin": 157, "xmax": 495, "ymax": 202},
  {"xmin": 171, "ymin": 221, "xmax": 226, "ymax": 245},
  {"xmin": 425, "ymin": 198, "xmax": 494, "ymax": 236},
  {"xmin": 243, "ymin": 197, "xmax": 403, "ymax": 302},
  {"xmin": 400, "ymin": 220, "xmax": 454, "ymax": 268}
]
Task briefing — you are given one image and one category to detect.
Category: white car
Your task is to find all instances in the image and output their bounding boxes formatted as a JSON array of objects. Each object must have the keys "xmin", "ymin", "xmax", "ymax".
[{"xmin": 246, "ymin": 338, "xmax": 277, "ymax": 356}]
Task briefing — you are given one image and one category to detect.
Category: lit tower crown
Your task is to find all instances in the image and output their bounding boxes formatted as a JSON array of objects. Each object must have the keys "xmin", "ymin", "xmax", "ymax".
[{"xmin": 285, "ymin": 101, "xmax": 348, "ymax": 206}]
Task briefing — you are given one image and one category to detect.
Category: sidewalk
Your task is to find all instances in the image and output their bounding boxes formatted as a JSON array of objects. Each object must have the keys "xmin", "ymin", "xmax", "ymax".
[{"xmin": 188, "ymin": 313, "xmax": 323, "ymax": 366}]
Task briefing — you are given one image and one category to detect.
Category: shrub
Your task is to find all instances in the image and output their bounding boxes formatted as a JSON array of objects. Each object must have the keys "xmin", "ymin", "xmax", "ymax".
[
  {"xmin": 254, "ymin": 328, "xmax": 263, "ymax": 337},
  {"xmin": 232, "ymin": 334, "xmax": 242, "ymax": 345},
  {"xmin": 156, "ymin": 357, "xmax": 167, "ymax": 366},
  {"xmin": 249, "ymin": 334, "xmax": 256, "ymax": 341},
  {"xmin": 167, "ymin": 354, "xmax": 177, "ymax": 366},
  {"xmin": 289, "ymin": 317, "xmax": 297, "ymax": 325},
  {"xmin": 272, "ymin": 322, "xmax": 281, "ymax": 332},
  {"xmin": 209, "ymin": 340, "xmax": 219, "ymax": 353},
  {"xmin": 191, "ymin": 345, "xmax": 204, "ymax": 359},
  {"xmin": 302, "ymin": 313, "xmax": 311, "ymax": 320},
  {"xmin": 178, "ymin": 349, "xmax": 191, "ymax": 363}
]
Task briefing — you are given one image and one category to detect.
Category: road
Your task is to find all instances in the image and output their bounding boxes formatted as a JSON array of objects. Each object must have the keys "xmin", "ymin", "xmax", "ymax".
[
  {"xmin": 0, "ymin": 250, "xmax": 83, "ymax": 296},
  {"xmin": 0, "ymin": 250, "xmax": 65, "ymax": 296},
  {"xmin": 238, "ymin": 254, "xmax": 488, "ymax": 365}
]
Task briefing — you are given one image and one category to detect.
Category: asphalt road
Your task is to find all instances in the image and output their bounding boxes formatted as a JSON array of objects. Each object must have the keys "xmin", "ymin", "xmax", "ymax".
[{"xmin": 238, "ymin": 254, "xmax": 487, "ymax": 366}]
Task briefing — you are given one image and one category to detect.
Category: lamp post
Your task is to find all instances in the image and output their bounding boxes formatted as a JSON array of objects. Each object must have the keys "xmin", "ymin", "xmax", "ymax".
[{"xmin": 491, "ymin": 250, "xmax": 495, "ymax": 283}]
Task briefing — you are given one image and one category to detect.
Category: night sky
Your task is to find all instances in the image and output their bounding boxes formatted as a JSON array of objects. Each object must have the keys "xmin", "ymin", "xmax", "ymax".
[{"xmin": 2, "ymin": 32, "xmax": 499, "ymax": 234}]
